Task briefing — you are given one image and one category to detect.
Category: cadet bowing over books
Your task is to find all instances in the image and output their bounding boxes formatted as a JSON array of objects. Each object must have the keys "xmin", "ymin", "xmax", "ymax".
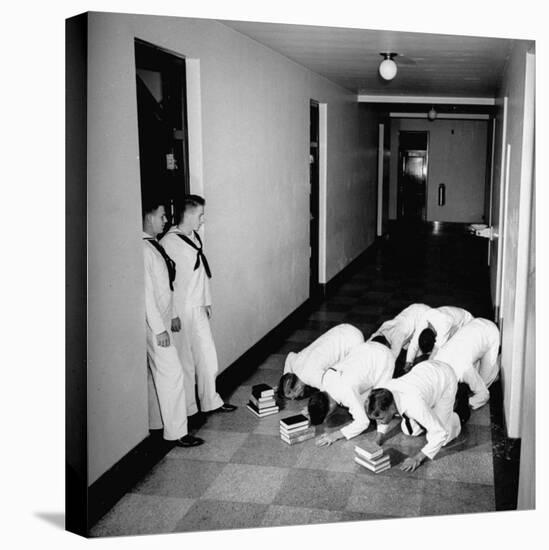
[
  {"xmin": 366, "ymin": 359, "xmax": 465, "ymax": 472},
  {"xmin": 307, "ymin": 339, "xmax": 395, "ymax": 447},
  {"xmin": 278, "ymin": 323, "xmax": 364, "ymax": 399}
]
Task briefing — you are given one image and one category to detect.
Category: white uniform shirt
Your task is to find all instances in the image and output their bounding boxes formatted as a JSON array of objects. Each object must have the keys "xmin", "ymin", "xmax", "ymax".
[
  {"xmin": 378, "ymin": 360, "xmax": 457, "ymax": 459},
  {"xmin": 161, "ymin": 227, "xmax": 211, "ymax": 312},
  {"xmin": 405, "ymin": 306, "xmax": 473, "ymax": 364},
  {"xmin": 283, "ymin": 324, "xmax": 364, "ymax": 390},
  {"xmin": 369, "ymin": 303, "xmax": 431, "ymax": 358},
  {"xmin": 143, "ymin": 232, "xmax": 176, "ymax": 334},
  {"xmin": 322, "ymin": 342, "xmax": 395, "ymax": 439},
  {"xmin": 433, "ymin": 318, "xmax": 500, "ymax": 379}
]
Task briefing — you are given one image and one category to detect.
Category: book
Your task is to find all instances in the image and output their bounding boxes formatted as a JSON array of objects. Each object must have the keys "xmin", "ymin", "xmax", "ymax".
[
  {"xmin": 354, "ymin": 456, "xmax": 391, "ymax": 473},
  {"xmin": 246, "ymin": 403, "xmax": 279, "ymax": 418},
  {"xmin": 249, "ymin": 395, "xmax": 276, "ymax": 409},
  {"xmin": 354, "ymin": 442, "xmax": 383, "ymax": 461},
  {"xmin": 251, "ymin": 384, "xmax": 275, "ymax": 399},
  {"xmin": 279, "ymin": 423, "xmax": 311, "ymax": 436},
  {"xmin": 280, "ymin": 414, "xmax": 309, "ymax": 430},
  {"xmin": 281, "ymin": 430, "xmax": 315, "ymax": 445},
  {"xmin": 280, "ymin": 425, "xmax": 315, "ymax": 439}
]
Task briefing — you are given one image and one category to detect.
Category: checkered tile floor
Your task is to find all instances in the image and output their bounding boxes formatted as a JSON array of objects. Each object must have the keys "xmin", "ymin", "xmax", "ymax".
[{"xmin": 90, "ymin": 225, "xmax": 498, "ymax": 537}]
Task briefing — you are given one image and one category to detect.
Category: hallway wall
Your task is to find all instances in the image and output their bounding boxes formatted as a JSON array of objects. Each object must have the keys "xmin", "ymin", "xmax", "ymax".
[
  {"xmin": 85, "ymin": 12, "xmax": 379, "ymax": 484},
  {"xmin": 388, "ymin": 118, "xmax": 488, "ymax": 222},
  {"xmin": 491, "ymin": 40, "xmax": 534, "ymax": 437}
]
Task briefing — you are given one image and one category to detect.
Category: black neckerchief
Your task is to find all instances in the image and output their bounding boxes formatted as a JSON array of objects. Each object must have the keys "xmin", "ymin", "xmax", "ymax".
[
  {"xmin": 144, "ymin": 238, "xmax": 176, "ymax": 290},
  {"xmin": 176, "ymin": 231, "xmax": 211, "ymax": 278}
]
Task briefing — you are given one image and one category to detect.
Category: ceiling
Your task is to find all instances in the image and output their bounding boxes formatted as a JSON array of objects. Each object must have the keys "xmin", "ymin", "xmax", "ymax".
[{"xmin": 219, "ymin": 20, "xmax": 518, "ymax": 102}]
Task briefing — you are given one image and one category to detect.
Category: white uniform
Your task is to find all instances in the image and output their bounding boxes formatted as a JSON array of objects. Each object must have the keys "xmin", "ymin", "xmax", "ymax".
[
  {"xmin": 283, "ymin": 324, "xmax": 364, "ymax": 390},
  {"xmin": 377, "ymin": 360, "xmax": 461, "ymax": 460},
  {"xmin": 161, "ymin": 227, "xmax": 224, "ymax": 415},
  {"xmin": 368, "ymin": 303, "xmax": 431, "ymax": 359},
  {"xmin": 433, "ymin": 318, "xmax": 500, "ymax": 410},
  {"xmin": 405, "ymin": 306, "xmax": 473, "ymax": 364},
  {"xmin": 143, "ymin": 233, "xmax": 188, "ymax": 440},
  {"xmin": 321, "ymin": 342, "xmax": 395, "ymax": 439}
]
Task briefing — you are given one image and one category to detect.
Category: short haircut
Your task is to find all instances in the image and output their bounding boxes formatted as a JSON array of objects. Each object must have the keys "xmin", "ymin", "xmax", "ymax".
[
  {"xmin": 176, "ymin": 194, "xmax": 205, "ymax": 223},
  {"xmin": 371, "ymin": 334, "xmax": 390, "ymax": 348},
  {"xmin": 418, "ymin": 328, "xmax": 436, "ymax": 354},
  {"xmin": 142, "ymin": 195, "xmax": 166, "ymax": 218},
  {"xmin": 307, "ymin": 392, "xmax": 330, "ymax": 425},
  {"xmin": 366, "ymin": 388, "xmax": 395, "ymax": 419},
  {"xmin": 278, "ymin": 373, "xmax": 299, "ymax": 399}
]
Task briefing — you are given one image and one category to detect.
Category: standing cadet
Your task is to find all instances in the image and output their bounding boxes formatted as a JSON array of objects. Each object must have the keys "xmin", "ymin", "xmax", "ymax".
[
  {"xmin": 433, "ymin": 317, "xmax": 500, "ymax": 410},
  {"xmin": 161, "ymin": 195, "xmax": 236, "ymax": 423},
  {"xmin": 143, "ymin": 199, "xmax": 204, "ymax": 447},
  {"xmin": 366, "ymin": 359, "xmax": 461, "ymax": 472},
  {"xmin": 368, "ymin": 303, "xmax": 431, "ymax": 360},
  {"xmin": 404, "ymin": 306, "xmax": 473, "ymax": 371},
  {"xmin": 279, "ymin": 323, "xmax": 364, "ymax": 399},
  {"xmin": 310, "ymin": 340, "xmax": 395, "ymax": 447}
]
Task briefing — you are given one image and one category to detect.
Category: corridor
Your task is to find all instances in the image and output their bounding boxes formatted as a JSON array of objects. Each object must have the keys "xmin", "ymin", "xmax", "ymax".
[{"xmin": 90, "ymin": 222, "xmax": 517, "ymax": 536}]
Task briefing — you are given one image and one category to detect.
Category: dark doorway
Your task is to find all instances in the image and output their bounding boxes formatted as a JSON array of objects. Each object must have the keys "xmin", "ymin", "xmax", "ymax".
[
  {"xmin": 309, "ymin": 101, "xmax": 321, "ymax": 299},
  {"xmin": 397, "ymin": 131, "xmax": 428, "ymax": 221},
  {"xmin": 134, "ymin": 39, "xmax": 190, "ymax": 226}
]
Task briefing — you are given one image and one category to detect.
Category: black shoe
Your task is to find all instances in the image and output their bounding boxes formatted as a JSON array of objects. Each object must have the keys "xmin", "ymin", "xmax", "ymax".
[
  {"xmin": 188, "ymin": 412, "xmax": 207, "ymax": 431},
  {"xmin": 173, "ymin": 434, "xmax": 205, "ymax": 447},
  {"xmin": 212, "ymin": 403, "xmax": 238, "ymax": 413}
]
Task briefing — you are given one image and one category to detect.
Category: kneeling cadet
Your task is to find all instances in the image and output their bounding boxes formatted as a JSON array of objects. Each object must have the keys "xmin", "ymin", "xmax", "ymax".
[
  {"xmin": 366, "ymin": 359, "xmax": 462, "ymax": 472},
  {"xmin": 278, "ymin": 323, "xmax": 364, "ymax": 399},
  {"xmin": 309, "ymin": 340, "xmax": 395, "ymax": 447}
]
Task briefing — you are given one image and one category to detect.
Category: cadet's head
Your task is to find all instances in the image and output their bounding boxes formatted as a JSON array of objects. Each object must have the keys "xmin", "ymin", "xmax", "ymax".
[
  {"xmin": 143, "ymin": 198, "xmax": 168, "ymax": 237},
  {"xmin": 176, "ymin": 195, "xmax": 205, "ymax": 230},
  {"xmin": 278, "ymin": 373, "xmax": 306, "ymax": 400},
  {"xmin": 418, "ymin": 328, "xmax": 436, "ymax": 355},
  {"xmin": 371, "ymin": 334, "xmax": 390, "ymax": 348},
  {"xmin": 366, "ymin": 388, "xmax": 397, "ymax": 425},
  {"xmin": 307, "ymin": 391, "xmax": 336, "ymax": 425}
]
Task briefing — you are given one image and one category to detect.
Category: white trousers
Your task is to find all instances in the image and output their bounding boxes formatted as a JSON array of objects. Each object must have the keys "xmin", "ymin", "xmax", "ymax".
[
  {"xmin": 402, "ymin": 385, "xmax": 461, "ymax": 449},
  {"xmin": 461, "ymin": 354, "xmax": 499, "ymax": 409},
  {"xmin": 175, "ymin": 306, "xmax": 224, "ymax": 414},
  {"xmin": 146, "ymin": 325, "xmax": 188, "ymax": 440}
]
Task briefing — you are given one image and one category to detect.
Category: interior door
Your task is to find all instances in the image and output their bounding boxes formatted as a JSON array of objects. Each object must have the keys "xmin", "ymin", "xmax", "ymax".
[
  {"xmin": 398, "ymin": 150, "xmax": 427, "ymax": 221},
  {"xmin": 490, "ymin": 96, "xmax": 509, "ymax": 321}
]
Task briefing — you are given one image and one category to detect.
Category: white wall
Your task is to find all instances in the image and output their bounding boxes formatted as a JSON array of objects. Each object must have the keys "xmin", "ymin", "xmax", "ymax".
[
  {"xmin": 389, "ymin": 118, "xmax": 488, "ymax": 222},
  {"xmin": 492, "ymin": 41, "xmax": 533, "ymax": 436},
  {"xmin": 86, "ymin": 12, "xmax": 379, "ymax": 483}
]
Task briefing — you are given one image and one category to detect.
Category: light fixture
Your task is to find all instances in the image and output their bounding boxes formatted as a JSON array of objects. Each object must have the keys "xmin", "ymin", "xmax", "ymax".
[
  {"xmin": 427, "ymin": 106, "xmax": 437, "ymax": 121},
  {"xmin": 379, "ymin": 53, "xmax": 397, "ymax": 81}
]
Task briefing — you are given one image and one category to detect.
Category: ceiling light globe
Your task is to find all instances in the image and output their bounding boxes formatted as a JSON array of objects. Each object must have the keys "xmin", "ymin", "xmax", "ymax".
[
  {"xmin": 379, "ymin": 59, "xmax": 397, "ymax": 80},
  {"xmin": 428, "ymin": 107, "xmax": 437, "ymax": 120}
]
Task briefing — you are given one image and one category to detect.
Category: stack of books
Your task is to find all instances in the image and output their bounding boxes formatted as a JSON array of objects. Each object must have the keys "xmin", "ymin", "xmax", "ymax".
[
  {"xmin": 279, "ymin": 414, "xmax": 315, "ymax": 445},
  {"xmin": 246, "ymin": 384, "xmax": 279, "ymax": 418},
  {"xmin": 354, "ymin": 441, "xmax": 391, "ymax": 473}
]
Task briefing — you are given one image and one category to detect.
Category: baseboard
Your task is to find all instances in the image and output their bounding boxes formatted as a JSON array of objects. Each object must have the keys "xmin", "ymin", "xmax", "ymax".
[
  {"xmin": 88, "ymin": 430, "xmax": 174, "ymax": 532},
  {"xmin": 324, "ymin": 239, "xmax": 381, "ymax": 297}
]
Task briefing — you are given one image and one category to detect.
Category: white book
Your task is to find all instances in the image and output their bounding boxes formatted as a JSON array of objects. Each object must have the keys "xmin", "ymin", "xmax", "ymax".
[{"xmin": 354, "ymin": 456, "xmax": 391, "ymax": 473}]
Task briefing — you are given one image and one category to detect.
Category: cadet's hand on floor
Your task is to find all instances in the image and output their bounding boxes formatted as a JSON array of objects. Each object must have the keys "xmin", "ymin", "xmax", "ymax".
[
  {"xmin": 171, "ymin": 317, "xmax": 181, "ymax": 332},
  {"xmin": 316, "ymin": 433, "xmax": 334, "ymax": 447},
  {"xmin": 400, "ymin": 455, "xmax": 423, "ymax": 472},
  {"xmin": 156, "ymin": 331, "xmax": 170, "ymax": 347}
]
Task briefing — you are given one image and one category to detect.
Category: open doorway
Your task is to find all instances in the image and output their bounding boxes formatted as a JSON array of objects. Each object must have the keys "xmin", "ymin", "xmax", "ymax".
[
  {"xmin": 134, "ymin": 38, "xmax": 190, "ymax": 226},
  {"xmin": 397, "ymin": 131, "xmax": 429, "ymax": 222},
  {"xmin": 309, "ymin": 100, "xmax": 321, "ymax": 299}
]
